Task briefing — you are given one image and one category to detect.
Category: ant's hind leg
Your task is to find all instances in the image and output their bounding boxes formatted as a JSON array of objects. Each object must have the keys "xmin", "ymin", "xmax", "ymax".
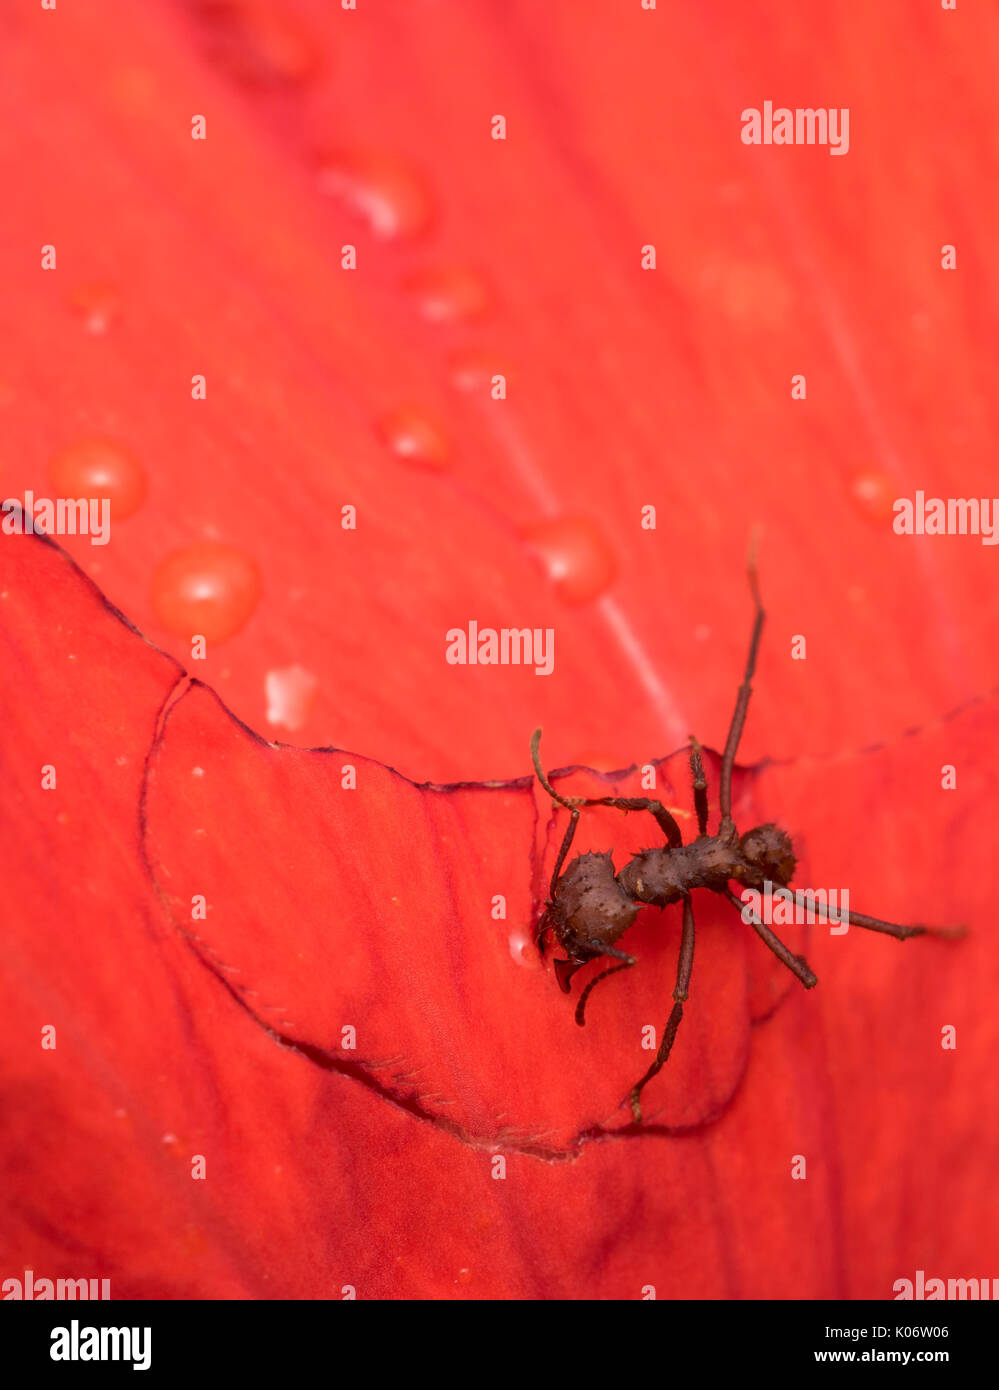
[
  {"xmin": 725, "ymin": 888, "xmax": 818, "ymax": 988},
  {"xmin": 688, "ymin": 736, "xmax": 709, "ymax": 836},
  {"xmin": 719, "ymin": 554, "xmax": 765, "ymax": 834},
  {"xmin": 629, "ymin": 895, "xmax": 696, "ymax": 1123}
]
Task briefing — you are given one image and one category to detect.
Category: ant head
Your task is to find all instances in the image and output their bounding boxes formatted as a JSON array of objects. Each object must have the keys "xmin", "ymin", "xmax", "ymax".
[{"xmin": 736, "ymin": 822, "xmax": 796, "ymax": 889}]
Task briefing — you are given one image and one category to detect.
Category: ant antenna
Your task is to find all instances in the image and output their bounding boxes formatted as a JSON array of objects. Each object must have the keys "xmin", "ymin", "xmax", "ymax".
[
  {"xmin": 747, "ymin": 524, "xmax": 762, "ymax": 603},
  {"xmin": 530, "ymin": 729, "xmax": 583, "ymax": 811}
]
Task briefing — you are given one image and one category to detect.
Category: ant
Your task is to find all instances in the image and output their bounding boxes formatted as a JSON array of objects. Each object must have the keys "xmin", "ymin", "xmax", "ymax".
[{"xmin": 531, "ymin": 561, "xmax": 963, "ymax": 1124}]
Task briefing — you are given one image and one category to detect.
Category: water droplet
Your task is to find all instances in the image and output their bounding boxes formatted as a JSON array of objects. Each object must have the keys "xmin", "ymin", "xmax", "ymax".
[
  {"xmin": 317, "ymin": 151, "xmax": 433, "ymax": 241},
  {"xmin": 151, "ymin": 542, "xmax": 261, "ymax": 643},
  {"xmin": 49, "ymin": 438, "xmax": 147, "ymax": 520},
  {"xmin": 403, "ymin": 266, "xmax": 489, "ymax": 324},
  {"xmin": 448, "ymin": 347, "xmax": 510, "ymax": 394},
  {"xmin": 204, "ymin": 2, "xmax": 319, "ymax": 86},
  {"xmin": 524, "ymin": 516, "xmax": 617, "ymax": 604},
  {"xmin": 265, "ymin": 664, "xmax": 318, "ymax": 731},
  {"xmin": 376, "ymin": 407, "xmax": 451, "ymax": 470},
  {"xmin": 457, "ymin": 1268, "xmax": 472, "ymax": 1286},
  {"xmin": 849, "ymin": 471, "xmax": 896, "ymax": 524},
  {"xmin": 67, "ymin": 283, "xmax": 120, "ymax": 334},
  {"xmin": 508, "ymin": 929, "xmax": 533, "ymax": 966},
  {"xmin": 192, "ymin": 766, "xmax": 205, "ymax": 778}
]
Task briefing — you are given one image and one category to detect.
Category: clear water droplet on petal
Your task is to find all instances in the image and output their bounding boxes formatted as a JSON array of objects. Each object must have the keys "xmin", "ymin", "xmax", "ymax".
[
  {"xmin": 49, "ymin": 438, "xmax": 147, "ymax": 520},
  {"xmin": 524, "ymin": 516, "xmax": 617, "ymax": 604},
  {"xmin": 447, "ymin": 347, "xmax": 511, "ymax": 394},
  {"xmin": 67, "ymin": 283, "xmax": 120, "ymax": 334},
  {"xmin": 317, "ymin": 150, "xmax": 433, "ymax": 241},
  {"xmin": 849, "ymin": 470, "xmax": 896, "ymax": 524},
  {"xmin": 508, "ymin": 929, "xmax": 535, "ymax": 966},
  {"xmin": 376, "ymin": 406, "xmax": 451, "ymax": 470},
  {"xmin": 403, "ymin": 265, "xmax": 489, "ymax": 324},
  {"xmin": 151, "ymin": 542, "xmax": 261, "ymax": 643}
]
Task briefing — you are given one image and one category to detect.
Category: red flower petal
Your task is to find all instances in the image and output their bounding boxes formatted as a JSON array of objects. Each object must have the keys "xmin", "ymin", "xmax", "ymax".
[
  {"xmin": 4, "ymin": 529, "xmax": 994, "ymax": 1296},
  {"xmin": 3, "ymin": 0, "xmax": 998, "ymax": 1301}
]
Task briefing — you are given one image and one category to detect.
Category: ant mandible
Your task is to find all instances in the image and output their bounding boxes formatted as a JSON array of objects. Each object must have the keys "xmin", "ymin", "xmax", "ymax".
[{"xmin": 531, "ymin": 560, "xmax": 963, "ymax": 1124}]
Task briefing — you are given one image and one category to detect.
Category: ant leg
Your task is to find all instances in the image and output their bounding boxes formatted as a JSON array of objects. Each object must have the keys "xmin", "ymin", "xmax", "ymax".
[
  {"xmin": 688, "ymin": 736, "xmax": 709, "ymax": 836},
  {"xmin": 548, "ymin": 807, "xmax": 580, "ymax": 903},
  {"xmin": 724, "ymin": 888, "xmax": 818, "ymax": 988},
  {"xmin": 783, "ymin": 890, "xmax": 966, "ymax": 941},
  {"xmin": 571, "ymin": 795, "xmax": 683, "ymax": 849},
  {"xmin": 574, "ymin": 948, "xmax": 637, "ymax": 1025},
  {"xmin": 531, "ymin": 728, "xmax": 582, "ymax": 811},
  {"xmin": 719, "ymin": 552, "xmax": 765, "ymax": 835},
  {"xmin": 629, "ymin": 895, "xmax": 696, "ymax": 1123},
  {"xmin": 535, "ymin": 805, "xmax": 581, "ymax": 953},
  {"xmin": 531, "ymin": 730, "xmax": 683, "ymax": 847},
  {"xmin": 531, "ymin": 728, "xmax": 583, "ymax": 946}
]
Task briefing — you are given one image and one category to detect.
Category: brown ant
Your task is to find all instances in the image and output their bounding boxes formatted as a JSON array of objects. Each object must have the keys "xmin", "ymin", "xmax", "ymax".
[{"xmin": 531, "ymin": 561, "xmax": 963, "ymax": 1124}]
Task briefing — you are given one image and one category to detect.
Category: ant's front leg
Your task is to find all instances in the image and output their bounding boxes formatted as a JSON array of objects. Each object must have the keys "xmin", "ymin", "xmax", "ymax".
[
  {"xmin": 572, "ymin": 795, "xmax": 683, "ymax": 850},
  {"xmin": 531, "ymin": 728, "xmax": 684, "ymax": 849},
  {"xmin": 548, "ymin": 806, "xmax": 580, "ymax": 902},
  {"xmin": 718, "ymin": 554, "xmax": 765, "ymax": 835},
  {"xmin": 629, "ymin": 894, "xmax": 697, "ymax": 1123},
  {"xmin": 535, "ymin": 805, "xmax": 581, "ymax": 953}
]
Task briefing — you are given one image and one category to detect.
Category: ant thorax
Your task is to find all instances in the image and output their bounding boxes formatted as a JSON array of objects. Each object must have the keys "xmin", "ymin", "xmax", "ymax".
[{"xmin": 618, "ymin": 839, "xmax": 734, "ymax": 906}]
